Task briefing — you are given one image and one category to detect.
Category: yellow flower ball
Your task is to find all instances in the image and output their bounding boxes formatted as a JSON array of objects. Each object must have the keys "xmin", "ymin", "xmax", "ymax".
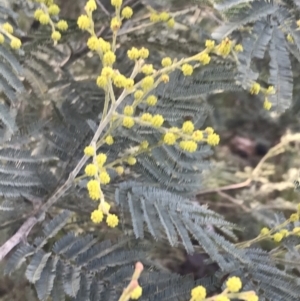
[
  {"xmin": 105, "ymin": 135, "xmax": 114, "ymax": 145},
  {"xmin": 205, "ymin": 39, "xmax": 215, "ymax": 50},
  {"xmin": 207, "ymin": 133, "xmax": 220, "ymax": 146},
  {"xmin": 124, "ymin": 78, "xmax": 134, "ymax": 90},
  {"xmin": 103, "ymin": 51, "xmax": 116, "ymax": 65},
  {"xmin": 161, "ymin": 74, "xmax": 169, "ymax": 83},
  {"xmin": 151, "ymin": 115, "xmax": 164, "ymax": 128},
  {"xmin": 263, "ymin": 99, "xmax": 272, "ymax": 110},
  {"xmin": 111, "ymin": 0, "xmax": 122, "ymax": 8},
  {"xmin": 106, "ymin": 214, "xmax": 119, "ymax": 228},
  {"xmin": 91, "ymin": 209, "xmax": 104, "ymax": 223},
  {"xmin": 85, "ymin": 164, "xmax": 97, "ymax": 177},
  {"xmin": 205, "ymin": 127, "xmax": 214, "ymax": 134},
  {"xmin": 134, "ymin": 90, "xmax": 143, "ymax": 100},
  {"xmin": 250, "ymin": 82, "xmax": 260, "ymax": 95},
  {"xmin": 191, "ymin": 130, "xmax": 203, "ymax": 142},
  {"xmin": 141, "ymin": 113, "xmax": 152, "ymax": 122},
  {"xmin": 56, "ymin": 20, "xmax": 68, "ymax": 31},
  {"xmin": 139, "ymin": 47, "xmax": 149, "ymax": 59},
  {"xmin": 167, "ymin": 18, "xmax": 175, "ymax": 28},
  {"xmin": 98, "ymin": 201, "xmax": 111, "ymax": 214},
  {"xmin": 96, "ymin": 75, "xmax": 108, "ymax": 88},
  {"xmin": 85, "ymin": 0, "xmax": 97, "ymax": 12},
  {"xmin": 127, "ymin": 47, "xmax": 140, "ymax": 60},
  {"xmin": 140, "ymin": 140, "xmax": 149, "ymax": 149},
  {"xmin": 260, "ymin": 227, "xmax": 269, "ymax": 235},
  {"xmin": 191, "ymin": 285, "xmax": 206, "ymax": 301},
  {"xmin": 226, "ymin": 276, "xmax": 242, "ymax": 293},
  {"xmin": 217, "ymin": 38, "xmax": 232, "ymax": 57},
  {"xmin": 127, "ymin": 156, "xmax": 137, "ymax": 165},
  {"xmin": 113, "ymin": 74, "xmax": 127, "ymax": 88},
  {"xmin": 0, "ymin": 34, "xmax": 4, "ymax": 44},
  {"xmin": 101, "ymin": 66, "xmax": 114, "ymax": 78},
  {"xmin": 96, "ymin": 153, "xmax": 107, "ymax": 167},
  {"xmin": 273, "ymin": 232, "xmax": 283, "ymax": 242},
  {"xmin": 163, "ymin": 132, "xmax": 176, "ymax": 145},
  {"xmin": 150, "ymin": 13, "xmax": 160, "ymax": 23},
  {"xmin": 161, "ymin": 57, "xmax": 172, "ymax": 67},
  {"xmin": 87, "ymin": 179, "xmax": 101, "ymax": 200},
  {"xmin": 39, "ymin": 13, "xmax": 50, "ymax": 25},
  {"xmin": 130, "ymin": 285, "xmax": 142, "ymax": 300},
  {"xmin": 10, "ymin": 38, "xmax": 22, "ymax": 50},
  {"xmin": 34, "ymin": 9, "xmax": 44, "ymax": 20},
  {"xmin": 290, "ymin": 213, "xmax": 299, "ymax": 222},
  {"xmin": 84, "ymin": 146, "xmax": 95, "ymax": 156},
  {"xmin": 99, "ymin": 38, "xmax": 111, "ymax": 53},
  {"xmin": 141, "ymin": 64, "xmax": 154, "ymax": 75},
  {"xmin": 110, "ymin": 17, "xmax": 121, "ymax": 31},
  {"xmin": 124, "ymin": 105, "xmax": 134, "ymax": 116},
  {"xmin": 141, "ymin": 76, "xmax": 154, "ymax": 90},
  {"xmin": 179, "ymin": 140, "xmax": 197, "ymax": 153},
  {"xmin": 159, "ymin": 12, "xmax": 170, "ymax": 22},
  {"xmin": 122, "ymin": 6, "xmax": 133, "ymax": 19},
  {"xmin": 2, "ymin": 22, "xmax": 13, "ymax": 34},
  {"xmin": 182, "ymin": 121, "xmax": 194, "ymax": 134},
  {"xmin": 146, "ymin": 95, "xmax": 157, "ymax": 106},
  {"xmin": 87, "ymin": 36, "xmax": 100, "ymax": 51},
  {"xmin": 123, "ymin": 116, "xmax": 135, "ymax": 128},
  {"xmin": 234, "ymin": 44, "xmax": 243, "ymax": 52},
  {"xmin": 77, "ymin": 15, "xmax": 91, "ymax": 30},
  {"xmin": 51, "ymin": 31, "xmax": 61, "ymax": 42},
  {"xmin": 115, "ymin": 166, "xmax": 124, "ymax": 175},
  {"xmin": 99, "ymin": 170, "xmax": 110, "ymax": 184},
  {"xmin": 181, "ymin": 63, "xmax": 193, "ymax": 76},
  {"xmin": 48, "ymin": 4, "xmax": 60, "ymax": 15},
  {"xmin": 198, "ymin": 53, "xmax": 211, "ymax": 65}
]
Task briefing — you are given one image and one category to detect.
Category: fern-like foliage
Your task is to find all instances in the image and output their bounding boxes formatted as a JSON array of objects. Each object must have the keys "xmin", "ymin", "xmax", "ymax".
[
  {"xmin": 0, "ymin": 3, "xmax": 24, "ymax": 137},
  {"xmin": 5, "ymin": 211, "xmax": 219, "ymax": 301},
  {"xmin": 207, "ymin": 0, "xmax": 300, "ymax": 112}
]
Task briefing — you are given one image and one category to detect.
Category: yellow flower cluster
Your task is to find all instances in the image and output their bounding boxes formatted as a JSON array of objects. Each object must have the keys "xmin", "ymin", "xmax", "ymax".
[
  {"xmin": 197, "ymin": 53, "xmax": 211, "ymax": 65},
  {"xmin": 179, "ymin": 140, "xmax": 198, "ymax": 152},
  {"xmin": 250, "ymin": 82, "xmax": 260, "ymax": 95},
  {"xmin": 182, "ymin": 121, "xmax": 194, "ymax": 134},
  {"xmin": 127, "ymin": 47, "xmax": 150, "ymax": 60},
  {"xmin": 146, "ymin": 95, "xmax": 157, "ymax": 106},
  {"xmin": 121, "ymin": 7, "xmax": 133, "ymax": 19},
  {"xmin": 127, "ymin": 156, "xmax": 136, "ymax": 165},
  {"xmin": 163, "ymin": 132, "xmax": 177, "ymax": 145},
  {"xmin": 181, "ymin": 64, "xmax": 193, "ymax": 76},
  {"xmin": 205, "ymin": 39, "xmax": 215, "ymax": 50},
  {"xmin": 123, "ymin": 116, "xmax": 135, "ymax": 128},
  {"xmin": 33, "ymin": 1, "xmax": 68, "ymax": 44},
  {"xmin": 161, "ymin": 57, "xmax": 172, "ymax": 67},
  {"xmin": 149, "ymin": 11, "xmax": 175, "ymax": 28},
  {"xmin": 91, "ymin": 202, "xmax": 119, "ymax": 228},
  {"xmin": 217, "ymin": 38, "xmax": 232, "ymax": 57},
  {"xmin": 287, "ymin": 33, "xmax": 294, "ymax": 43},
  {"xmin": 191, "ymin": 285, "xmax": 206, "ymax": 301},
  {"xmin": 130, "ymin": 285, "xmax": 142, "ymax": 299},
  {"xmin": 140, "ymin": 140, "xmax": 149, "ymax": 150},
  {"xmin": 0, "ymin": 22, "xmax": 22, "ymax": 50},
  {"xmin": 83, "ymin": 145, "xmax": 119, "ymax": 227},
  {"xmin": 263, "ymin": 98, "xmax": 272, "ymax": 110},
  {"xmin": 234, "ymin": 44, "xmax": 243, "ymax": 52},
  {"xmin": 191, "ymin": 277, "xmax": 258, "ymax": 301}
]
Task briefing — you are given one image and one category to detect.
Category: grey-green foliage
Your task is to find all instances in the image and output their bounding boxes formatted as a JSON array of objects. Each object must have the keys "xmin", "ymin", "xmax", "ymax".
[
  {"xmin": 5, "ymin": 211, "xmax": 219, "ymax": 301},
  {"xmin": 0, "ymin": 4, "xmax": 24, "ymax": 136},
  {"xmin": 1, "ymin": 1, "xmax": 300, "ymax": 301},
  {"xmin": 208, "ymin": 0, "xmax": 300, "ymax": 112},
  {"xmin": 115, "ymin": 181, "xmax": 239, "ymax": 261}
]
